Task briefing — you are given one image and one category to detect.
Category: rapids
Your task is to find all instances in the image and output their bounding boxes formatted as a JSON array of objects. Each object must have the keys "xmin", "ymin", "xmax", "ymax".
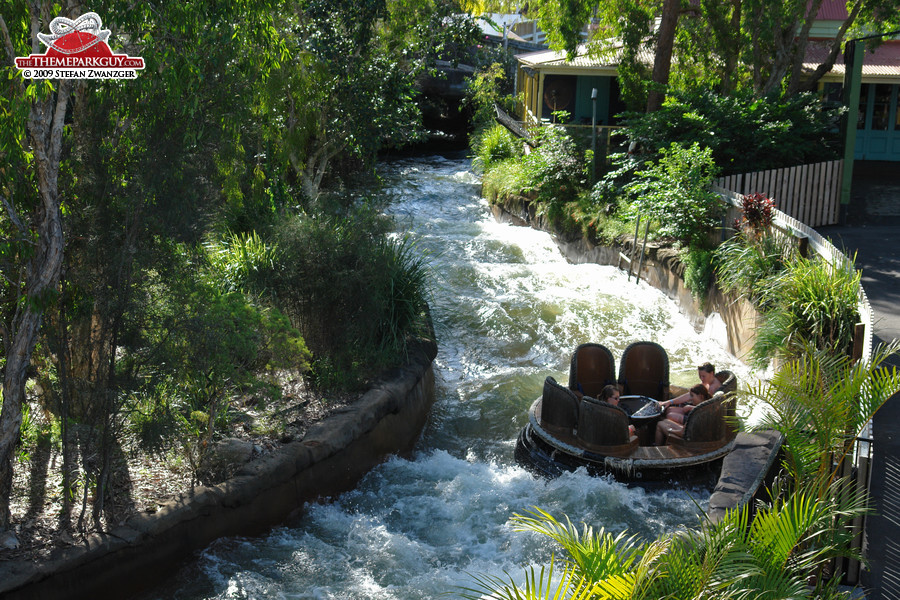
[{"xmin": 151, "ymin": 155, "xmax": 757, "ymax": 599}]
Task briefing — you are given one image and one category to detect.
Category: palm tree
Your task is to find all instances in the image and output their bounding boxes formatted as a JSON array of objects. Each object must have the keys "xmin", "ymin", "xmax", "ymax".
[
  {"xmin": 460, "ymin": 488, "xmax": 867, "ymax": 600},
  {"xmin": 745, "ymin": 340, "xmax": 900, "ymax": 497}
]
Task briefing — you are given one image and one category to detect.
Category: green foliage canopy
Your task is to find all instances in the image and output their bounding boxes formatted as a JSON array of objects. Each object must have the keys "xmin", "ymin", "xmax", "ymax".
[{"xmin": 621, "ymin": 90, "xmax": 843, "ymax": 175}]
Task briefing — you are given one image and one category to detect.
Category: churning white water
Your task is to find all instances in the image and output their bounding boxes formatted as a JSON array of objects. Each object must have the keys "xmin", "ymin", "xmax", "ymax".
[{"xmin": 153, "ymin": 155, "xmax": 758, "ymax": 599}]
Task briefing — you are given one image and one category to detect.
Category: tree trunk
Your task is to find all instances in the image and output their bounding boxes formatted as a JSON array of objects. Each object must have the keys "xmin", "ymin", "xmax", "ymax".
[
  {"xmin": 0, "ymin": 80, "xmax": 71, "ymax": 531},
  {"xmin": 646, "ymin": 0, "xmax": 681, "ymax": 112},
  {"xmin": 720, "ymin": 0, "xmax": 742, "ymax": 95}
]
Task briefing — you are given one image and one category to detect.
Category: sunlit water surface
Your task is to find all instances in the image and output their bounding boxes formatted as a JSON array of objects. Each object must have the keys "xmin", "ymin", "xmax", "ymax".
[{"xmin": 151, "ymin": 155, "xmax": 758, "ymax": 599}]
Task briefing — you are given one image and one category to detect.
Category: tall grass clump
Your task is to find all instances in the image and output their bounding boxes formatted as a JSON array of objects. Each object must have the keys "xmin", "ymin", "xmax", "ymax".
[
  {"xmin": 204, "ymin": 230, "xmax": 280, "ymax": 295},
  {"xmin": 371, "ymin": 234, "xmax": 431, "ymax": 357},
  {"xmin": 471, "ymin": 123, "xmax": 521, "ymax": 174},
  {"xmin": 714, "ymin": 232, "xmax": 792, "ymax": 307},
  {"xmin": 270, "ymin": 201, "xmax": 431, "ymax": 389},
  {"xmin": 480, "ymin": 158, "xmax": 529, "ymax": 203},
  {"xmin": 752, "ymin": 253, "xmax": 861, "ymax": 365}
]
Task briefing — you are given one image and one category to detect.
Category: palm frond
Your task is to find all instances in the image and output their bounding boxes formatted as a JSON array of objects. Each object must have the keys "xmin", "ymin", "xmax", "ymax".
[{"xmin": 459, "ymin": 558, "xmax": 577, "ymax": 600}]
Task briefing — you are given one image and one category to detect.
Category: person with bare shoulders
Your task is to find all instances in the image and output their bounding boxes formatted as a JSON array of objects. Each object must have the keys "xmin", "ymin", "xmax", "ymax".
[
  {"xmin": 655, "ymin": 384, "xmax": 710, "ymax": 445},
  {"xmin": 661, "ymin": 362, "xmax": 719, "ymax": 424}
]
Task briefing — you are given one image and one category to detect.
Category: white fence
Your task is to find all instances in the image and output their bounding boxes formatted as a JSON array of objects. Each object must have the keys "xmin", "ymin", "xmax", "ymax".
[
  {"xmin": 715, "ymin": 160, "xmax": 843, "ymax": 228},
  {"xmin": 714, "ymin": 186, "xmax": 873, "ymax": 364}
]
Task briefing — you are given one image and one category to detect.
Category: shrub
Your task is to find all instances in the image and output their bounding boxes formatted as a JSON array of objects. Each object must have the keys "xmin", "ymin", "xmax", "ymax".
[
  {"xmin": 752, "ymin": 253, "xmax": 861, "ymax": 365},
  {"xmin": 522, "ymin": 124, "xmax": 585, "ymax": 206},
  {"xmin": 625, "ymin": 142, "xmax": 721, "ymax": 248},
  {"xmin": 739, "ymin": 192, "xmax": 775, "ymax": 234},
  {"xmin": 471, "ymin": 124, "xmax": 521, "ymax": 174},
  {"xmin": 204, "ymin": 231, "xmax": 280, "ymax": 295},
  {"xmin": 620, "ymin": 90, "xmax": 842, "ymax": 175},
  {"xmin": 682, "ymin": 247, "xmax": 715, "ymax": 302}
]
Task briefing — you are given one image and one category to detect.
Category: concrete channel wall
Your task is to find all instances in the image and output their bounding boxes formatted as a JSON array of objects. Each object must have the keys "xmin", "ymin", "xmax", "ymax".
[
  {"xmin": 491, "ymin": 198, "xmax": 784, "ymax": 522},
  {"xmin": 0, "ymin": 339, "xmax": 438, "ymax": 600}
]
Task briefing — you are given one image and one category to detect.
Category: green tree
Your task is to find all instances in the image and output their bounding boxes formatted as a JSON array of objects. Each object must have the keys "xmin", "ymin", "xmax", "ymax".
[
  {"xmin": 260, "ymin": 0, "xmax": 480, "ymax": 201},
  {"xmin": 620, "ymin": 89, "xmax": 843, "ymax": 175},
  {"xmin": 528, "ymin": 0, "xmax": 900, "ymax": 100}
]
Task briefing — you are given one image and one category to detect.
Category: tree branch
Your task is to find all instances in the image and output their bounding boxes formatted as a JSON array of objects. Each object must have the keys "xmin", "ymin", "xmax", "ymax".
[
  {"xmin": 1, "ymin": 195, "xmax": 27, "ymax": 235},
  {"xmin": 793, "ymin": 0, "xmax": 864, "ymax": 93},
  {"xmin": 0, "ymin": 15, "xmax": 17, "ymax": 69}
]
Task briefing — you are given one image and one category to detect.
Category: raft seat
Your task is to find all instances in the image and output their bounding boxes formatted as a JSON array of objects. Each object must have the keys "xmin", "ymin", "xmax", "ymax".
[
  {"xmin": 576, "ymin": 396, "xmax": 638, "ymax": 456},
  {"xmin": 539, "ymin": 376, "xmax": 579, "ymax": 435},
  {"xmin": 617, "ymin": 341, "xmax": 670, "ymax": 402},
  {"xmin": 668, "ymin": 391, "xmax": 728, "ymax": 447},
  {"xmin": 568, "ymin": 343, "xmax": 616, "ymax": 398}
]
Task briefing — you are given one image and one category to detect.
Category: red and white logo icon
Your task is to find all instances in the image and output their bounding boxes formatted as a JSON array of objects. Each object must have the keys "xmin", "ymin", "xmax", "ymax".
[{"xmin": 15, "ymin": 12, "xmax": 144, "ymax": 79}]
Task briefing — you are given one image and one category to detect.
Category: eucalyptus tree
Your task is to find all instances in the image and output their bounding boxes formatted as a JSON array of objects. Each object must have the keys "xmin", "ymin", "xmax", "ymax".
[
  {"xmin": 0, "ymin": 0, "xmax": 291, "ymax": 533},
  {"xmin": 0, "ymin": 1, "xmax": 75, "ymax": 533}
]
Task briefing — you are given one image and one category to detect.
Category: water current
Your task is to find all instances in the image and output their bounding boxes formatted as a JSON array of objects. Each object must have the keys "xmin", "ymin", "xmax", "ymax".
[{"xmin": 152, "ymin": 155, "xmax": 758, "ymax": 599}]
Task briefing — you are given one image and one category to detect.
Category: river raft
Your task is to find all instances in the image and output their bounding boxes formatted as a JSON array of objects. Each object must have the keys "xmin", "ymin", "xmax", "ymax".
[{"xmin": 515, "ymin": 342, "xmax": 739, "ymax": 484}]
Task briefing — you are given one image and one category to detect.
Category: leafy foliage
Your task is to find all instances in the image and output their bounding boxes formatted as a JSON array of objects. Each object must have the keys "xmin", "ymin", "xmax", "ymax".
[
  {"xmin": 266, "ymin": 202, "xmax": 431, "ymax": 389},
  {"xmin": 621, "ymin": 90, "xmax": 842, "ymax": 175},
  {"xmin": 471, "ymin": 123, "xmax": 522, "ymax": 174},
  {"xmin": 625, "ymin": 142, "xmax": 721, "ymax": 248},
  {"xmin": 753, "ymin": 254, "xmax": 861, "ymax": 365},
  {"xmin": 526, "ymin": 0, "xmax": 900, "ymax": 98},
  {"xmin": 464, "ymin": 62, "xmax": 517, "ymax": 133},
  {"xmin": 463, "ymin": 492, "xmax": 870, "ymax": 599},
  {"xmin": 1, "ymin": 0, "xmax": 441, "ymax": 533},
  {"xmin": 522, "ymin": 125, "xmax": 587, "ymax": 206},
  {"xmin": 682, "ymin": 247, "xmax": 715, "ymax": 302},
  {"xmin": 746, "ymin": 341, "xmax": 900, "ymax": 494}
]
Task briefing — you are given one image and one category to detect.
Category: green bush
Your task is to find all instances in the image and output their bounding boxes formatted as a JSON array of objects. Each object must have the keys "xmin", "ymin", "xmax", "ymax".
[
  {"xmin": 621, "ymin": 90, "xmax": 842, "ymax": 175},
  {"xmin": 682, "ymin": 247, "xmax": 715, "ymax": 302},
  {"xmin": 625, "ymin": 142, "xmax": 721, "ymax": 248},
  {"xmin": 522, "ymin": 124, "xmax": 586, "ymax": 207},
  {"xmin": 752, "ymin": 253, "xmax": 861, "ymax": 365},
  {"xmin": 471, "ymin": 124, "xmax": 521, "ymax": 174}
]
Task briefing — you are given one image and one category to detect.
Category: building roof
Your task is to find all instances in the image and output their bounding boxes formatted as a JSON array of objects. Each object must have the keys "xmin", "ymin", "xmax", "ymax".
[
  {"xmin": 516, "ymin": 42, "xmax": 652, "ymax": 75},
  {"xmin": 805, "ymin": 40, "xmax": 900, "ymax": 82},
  {"xmin": 815, "ymin": 0, "xmax": 848, "ymax": 21}
]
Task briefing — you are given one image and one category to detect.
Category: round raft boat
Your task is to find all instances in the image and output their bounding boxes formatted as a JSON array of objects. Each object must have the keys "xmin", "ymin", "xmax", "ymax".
[{"xmin": 514, "ymin": 342, "xmax": 739, "ymax": 484}]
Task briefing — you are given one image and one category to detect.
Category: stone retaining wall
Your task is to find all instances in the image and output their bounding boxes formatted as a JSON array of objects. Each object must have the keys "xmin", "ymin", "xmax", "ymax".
[
  {"xmin": 0, "ymin": 339, "xmax": 438, "ymax": 600},
  {"xmin": 491, "ymin": 198, "xmax": 782, "ymax": 519}
]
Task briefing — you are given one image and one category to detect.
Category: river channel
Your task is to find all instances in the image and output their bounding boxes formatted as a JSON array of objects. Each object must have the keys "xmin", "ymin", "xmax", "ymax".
[{"xmin": 151, "ymin": 155, "xmax": 757, "ymax": 599}]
